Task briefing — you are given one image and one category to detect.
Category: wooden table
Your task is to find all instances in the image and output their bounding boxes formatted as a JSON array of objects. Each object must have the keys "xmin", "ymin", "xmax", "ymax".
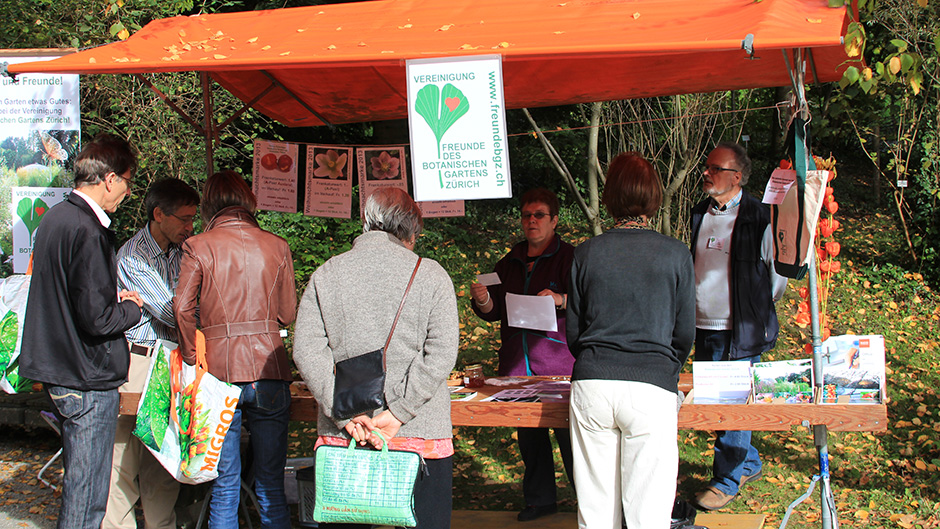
[{"xmin": 119, "ymin": 374, "xmax": 887, "ymax": 432}]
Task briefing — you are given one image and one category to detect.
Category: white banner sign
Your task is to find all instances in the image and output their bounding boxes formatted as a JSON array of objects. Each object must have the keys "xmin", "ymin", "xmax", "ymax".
[
  {"xmin": 2, "ymin": 54, "xmax": 81, "ymax": 273},
  {"xmin": 407, "ymin": 55, "xmax": 511, "ymax": 201},
  {"xmin": 1, "ymin": 56, "xmax": 80, "ymax": 134}
]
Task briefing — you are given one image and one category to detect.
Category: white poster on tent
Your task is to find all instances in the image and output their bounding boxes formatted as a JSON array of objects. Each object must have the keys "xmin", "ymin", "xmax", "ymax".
[
  {"xmin": 357, "ymin": 147, "xmax": 408, "ymax": 219},
  {"xmin": 10, "ymin": 187, "xmax": 70, "ymax": 272},
  {"xmin": 406, "ymin": 55, "xmax": 511, "ymax": 202},
  {"xmin": 304, "ymin": 146, "xmax": 353, "ymax": 218},
  {"xmin": 418, "ymin": 200, "xmax": 465, "ymax": 218},
  {"xmin": 252, "ymin": 139, "xmax": 298, "ymax": 213},
  {"xmin": 1, "ymin": 54, "xmax": 81, "ymax": 273}
]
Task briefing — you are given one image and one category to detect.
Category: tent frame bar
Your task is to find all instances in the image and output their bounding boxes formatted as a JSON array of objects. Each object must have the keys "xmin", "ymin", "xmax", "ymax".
[{"xmin": 260, "ymin": 70, "xmax": 334, "ymax": 127}]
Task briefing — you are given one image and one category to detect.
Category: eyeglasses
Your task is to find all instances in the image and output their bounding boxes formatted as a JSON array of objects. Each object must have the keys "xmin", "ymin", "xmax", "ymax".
[
  {"xmin": 169, "ymin": 213, "xmax": 197, "ymax": 224},
  {"xmin": 702, "ymin": 164, "xmax": 739, "ymax": 174},
  {"xmin": 521, "ymin": 212, "xmax": 552, "ymax": 221},
  {"xmin": 110, "ymin": 172, "xmax": 132, "ymax": 186}
]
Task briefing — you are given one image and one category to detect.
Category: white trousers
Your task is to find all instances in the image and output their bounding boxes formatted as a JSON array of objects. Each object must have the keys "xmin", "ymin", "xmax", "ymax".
[{"xmin": 570, "ymin": 379, "xmax": 678, "ymax": 529}]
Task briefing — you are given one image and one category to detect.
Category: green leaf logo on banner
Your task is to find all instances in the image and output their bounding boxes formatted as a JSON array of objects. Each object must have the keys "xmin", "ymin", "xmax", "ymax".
[
  {"xmin": 17, "ymin": 197, "xmax": 48, "ymax": 246},
  {"xmin": 415, "ymin": 83, "xmax": 470, "ymax": 187}
]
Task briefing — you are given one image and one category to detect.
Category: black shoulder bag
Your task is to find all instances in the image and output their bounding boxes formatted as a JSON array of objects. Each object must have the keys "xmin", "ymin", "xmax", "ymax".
[{"xmin": 331, "ymin": 258, "xmax": 422, "ymax": 420}]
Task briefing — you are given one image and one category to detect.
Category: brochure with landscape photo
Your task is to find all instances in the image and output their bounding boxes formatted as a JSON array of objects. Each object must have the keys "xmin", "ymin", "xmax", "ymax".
[
  {"xmin": 819, "ymin": 335, "xmax": 886, "ymax": 404},
  {"xmin": 752, "ymin": 359, "xmax": 814, "ymax": 404}
]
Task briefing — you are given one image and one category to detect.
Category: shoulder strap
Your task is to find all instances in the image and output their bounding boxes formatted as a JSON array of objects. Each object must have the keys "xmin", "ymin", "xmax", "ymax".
[{"xmin": 382, "ymin": 258, "xmax": 422, "ymax": 369}]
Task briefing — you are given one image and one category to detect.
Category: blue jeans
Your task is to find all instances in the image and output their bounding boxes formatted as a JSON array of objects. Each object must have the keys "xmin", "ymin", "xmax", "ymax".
[
  {"xmin": 46, "ymin": 384, "xmax": 120, "ymax": 529},
  {"xmin": 209, "ymin": 380, "xmax": 291, "ymax": 529},
  {"xmin": 694, "ymin": 329, "xmax": 762, "ymax": 496}
]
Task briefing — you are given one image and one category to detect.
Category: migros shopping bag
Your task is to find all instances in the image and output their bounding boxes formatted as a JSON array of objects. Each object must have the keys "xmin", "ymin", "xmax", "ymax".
[{"xmin": 134, "ymin": 331, "xmax": 241, "ymax": 484}]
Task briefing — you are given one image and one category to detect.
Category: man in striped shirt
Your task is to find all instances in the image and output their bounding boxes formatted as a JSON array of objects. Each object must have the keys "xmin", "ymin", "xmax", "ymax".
[{"xmin": 104, "ymin": 179, "xmax": 199, "ymax": 529}]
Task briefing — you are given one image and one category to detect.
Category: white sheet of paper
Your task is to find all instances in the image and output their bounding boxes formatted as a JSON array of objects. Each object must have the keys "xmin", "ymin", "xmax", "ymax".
[
  {"xmin": 692, "ymin": 361, "xmax": 752, "ymax": 404},
  {"xmin": 476, "ymin": 273, "xmax": 501, "ymax": 286},
  {"xmin": 762, "ymin": 168, "xmax": 797, "ymax": 205},
  {"xmin": 505, "ymin": 293, "xmax": 557, "ymax": 332}
]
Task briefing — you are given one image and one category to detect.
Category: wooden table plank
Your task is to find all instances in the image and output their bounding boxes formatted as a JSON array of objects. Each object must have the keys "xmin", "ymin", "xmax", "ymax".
[{"xmin": 119, "ymin": 374, "xmax": 887, "ymax": 432}]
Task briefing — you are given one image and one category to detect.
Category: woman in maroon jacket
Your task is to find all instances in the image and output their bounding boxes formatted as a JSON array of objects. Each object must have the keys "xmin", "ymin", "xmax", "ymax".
[
  {"xmin": 174, "ymin": 170, "xmax": 296, "ymax": 529},
  {"xmin": 469, "ymin": 188, "xmax": 575, "ymax": 522}
]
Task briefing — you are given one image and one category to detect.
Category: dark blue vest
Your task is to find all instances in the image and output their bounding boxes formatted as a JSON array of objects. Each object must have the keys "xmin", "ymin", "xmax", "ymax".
[{"xmin": 691, "ymin": 191, "xmax": 779, "ymax": 359}]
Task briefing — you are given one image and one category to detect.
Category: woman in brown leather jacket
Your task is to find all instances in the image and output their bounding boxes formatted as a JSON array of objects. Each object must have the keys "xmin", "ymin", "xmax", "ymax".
[{"xmin": 174, "ymin": 170, "xmax": 297, "ymax": 529}]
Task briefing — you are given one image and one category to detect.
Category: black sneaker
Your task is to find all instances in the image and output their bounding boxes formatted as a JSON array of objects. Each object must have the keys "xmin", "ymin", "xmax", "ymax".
[
  {"xmin": 670, "ymin": 498, "xmax": 697, "ymax": 529},
  {"xmin": 517, "ymin": 503, "xmax": 558, "ymax": 522}
]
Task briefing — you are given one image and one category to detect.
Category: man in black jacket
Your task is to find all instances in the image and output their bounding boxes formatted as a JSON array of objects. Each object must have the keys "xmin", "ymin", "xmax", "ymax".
[
  {"xmin": 20, "ymin": 134, "xmax": 143, "ymax": 529},
  {"xmin": 690, "ymin": 143, "xmax": 786, "ymax": 511}
]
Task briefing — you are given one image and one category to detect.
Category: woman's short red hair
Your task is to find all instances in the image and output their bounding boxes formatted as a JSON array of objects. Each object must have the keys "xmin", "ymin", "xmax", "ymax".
[{"xmin": 602, "ymin": 152, "xmax": 663, "ymax": 219}]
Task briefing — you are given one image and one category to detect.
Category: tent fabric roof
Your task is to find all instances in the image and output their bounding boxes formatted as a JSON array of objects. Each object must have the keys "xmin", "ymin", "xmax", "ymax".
[{"xmin": 7, "ymin": 0, "xmax": 855, "ymax": 128}]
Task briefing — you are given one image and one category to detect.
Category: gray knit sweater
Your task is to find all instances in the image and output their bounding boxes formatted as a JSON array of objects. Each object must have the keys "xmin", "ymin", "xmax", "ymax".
[
  {"xmin": 293, "ymin": 231, "xmax": 459, "ymax": 440},
  {"xmin": 566, "ymin": 228, "xmax": 695, "ymax": 394}
]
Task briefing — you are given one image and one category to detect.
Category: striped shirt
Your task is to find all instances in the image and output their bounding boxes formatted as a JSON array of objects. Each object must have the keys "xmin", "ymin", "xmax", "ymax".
[{"xmin": 117, "ymin": 225, "xmax": 180, "ymax": 346}]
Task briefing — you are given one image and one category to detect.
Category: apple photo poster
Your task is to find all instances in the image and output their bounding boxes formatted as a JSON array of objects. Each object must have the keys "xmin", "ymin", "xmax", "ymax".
[
  {"xmin": 407, "ymin": 55, "xmax": 511, "ymax": 202},
  {"xmin": 252, "ymin": 139, "xmax": 298, "ymax": 213}
]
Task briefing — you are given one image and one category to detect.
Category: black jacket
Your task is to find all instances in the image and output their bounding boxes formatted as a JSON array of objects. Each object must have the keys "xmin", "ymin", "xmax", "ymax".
[
  {"xmin": 691, "ymin": 191, "xmax": 779, "ymax": 359},
  {"xmin": 20, "ymin": 193, "xmax": 141, "ymax": 390}
]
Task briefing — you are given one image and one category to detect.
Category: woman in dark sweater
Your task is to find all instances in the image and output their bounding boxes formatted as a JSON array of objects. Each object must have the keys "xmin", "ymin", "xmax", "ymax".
[{"xmin": 566, "ymin": 153, "xmax": 695, "ymax": 528}]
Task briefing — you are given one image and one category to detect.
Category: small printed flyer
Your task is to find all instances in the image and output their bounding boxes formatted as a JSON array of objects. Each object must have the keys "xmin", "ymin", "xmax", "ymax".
[
  {"xmin": 252, "ymin": 139, "xmax": 298, "ymax": 213},
  {"xmin": 761, "ymin": 168, "xmax": 796, "ymax": 205},
  {"xmin": 304, "ymin": 146, "xmax": 353, "ymax": 218},
  {"xmin": 692, "ymin": 361, "xmax": 752, "ymax": 404},
  {"xmin": 418, "ymin": 200, "xmax": 465, "ymax": 218},
  {"xmin": 406, "ymin": 55, "xmax": 511, "ymax": 202},
  {"xmin": 357, "ymin": 146, "xmax": 408, "ymax": 218}
]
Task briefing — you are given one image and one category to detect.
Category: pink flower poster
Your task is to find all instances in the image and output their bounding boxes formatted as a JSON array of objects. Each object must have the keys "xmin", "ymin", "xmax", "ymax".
[
  {"xmin": 304, "ymin": 146, "xmax": 353, "ymax": 218},
  {"xmin": 252, "ymin": 139, "xmax": 298, "ymax": 213},
  {"xmin": 357, "ymin": 147, "xmax": 408, "ymax": 219}
]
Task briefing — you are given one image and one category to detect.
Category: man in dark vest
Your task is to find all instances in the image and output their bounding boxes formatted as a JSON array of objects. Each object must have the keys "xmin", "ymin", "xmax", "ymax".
[
  {"xmin": 20, "ymin": 134, "xmax": 143, "ymax": 529},
  {"xmin": 690, "ymin": 142, "xmax": 786, "ymax": 511}
]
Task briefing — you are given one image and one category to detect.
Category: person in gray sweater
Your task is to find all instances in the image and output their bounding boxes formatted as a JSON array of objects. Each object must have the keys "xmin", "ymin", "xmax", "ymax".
[
  {"xmin": 567, "ymin": 152, "xmax": 695, "ymax": 529},
  {"xmin": 293, "ymin": 187, "xmax": 459, "ymax": 529}
]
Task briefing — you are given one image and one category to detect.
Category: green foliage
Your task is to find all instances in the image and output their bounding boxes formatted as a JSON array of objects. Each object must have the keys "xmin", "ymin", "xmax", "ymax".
[{"xmin": 256, "ymin": 211, "xmax": 362, "ymax": 288}]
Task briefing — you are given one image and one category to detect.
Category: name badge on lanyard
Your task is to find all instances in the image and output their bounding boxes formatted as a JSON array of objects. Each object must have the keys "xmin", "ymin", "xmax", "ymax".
[{"xmin": 706, "ymin": 236, "xmax": 726, "ymax": 251}]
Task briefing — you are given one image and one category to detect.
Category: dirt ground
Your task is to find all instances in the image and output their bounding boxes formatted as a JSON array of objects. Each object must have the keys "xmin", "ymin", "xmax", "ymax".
[{"xmin": 0, "ymin": 425, "xmax": 60, "ymax": 529}]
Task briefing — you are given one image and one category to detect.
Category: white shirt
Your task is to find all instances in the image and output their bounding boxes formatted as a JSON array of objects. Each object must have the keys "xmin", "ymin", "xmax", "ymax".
[{"xmin": 71, "ymin": 188, "xmax": 111, "ymax": 228}]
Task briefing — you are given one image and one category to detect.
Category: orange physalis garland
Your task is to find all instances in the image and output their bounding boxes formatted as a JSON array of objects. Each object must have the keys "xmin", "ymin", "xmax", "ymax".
[{"xmin": 794, "ymin": 156, "xmax": 840, "ymax": 355}]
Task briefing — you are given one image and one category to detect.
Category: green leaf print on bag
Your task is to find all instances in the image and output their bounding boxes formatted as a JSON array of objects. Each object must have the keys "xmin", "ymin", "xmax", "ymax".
[
  {"xmin": 134, "ymin": 352, "xmax": 171, "ymax": 450},
  {"xmin": 0, "ymin": 310, "xmax": 16, "ymax": 372}
]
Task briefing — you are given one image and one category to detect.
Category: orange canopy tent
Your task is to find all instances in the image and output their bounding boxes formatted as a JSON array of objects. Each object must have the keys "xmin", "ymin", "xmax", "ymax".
[{"xmin": 5, "ymin": 0, "xmax": 856, "ymax": 128}]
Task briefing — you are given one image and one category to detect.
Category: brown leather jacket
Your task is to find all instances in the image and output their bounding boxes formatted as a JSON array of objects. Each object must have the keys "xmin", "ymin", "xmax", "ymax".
[{"xmin": 175, "ymin": 206, "xmax": 296, "ymax": 383}]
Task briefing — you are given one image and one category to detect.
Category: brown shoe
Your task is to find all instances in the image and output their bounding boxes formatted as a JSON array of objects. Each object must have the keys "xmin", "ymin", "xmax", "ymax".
[
  {"xmin": 739, "ymin": 469, "xmax": 763, "ymax": 487},
  {"xmin": 695, "ymin": 487, "xmax": 736, "ymax": 510}
]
